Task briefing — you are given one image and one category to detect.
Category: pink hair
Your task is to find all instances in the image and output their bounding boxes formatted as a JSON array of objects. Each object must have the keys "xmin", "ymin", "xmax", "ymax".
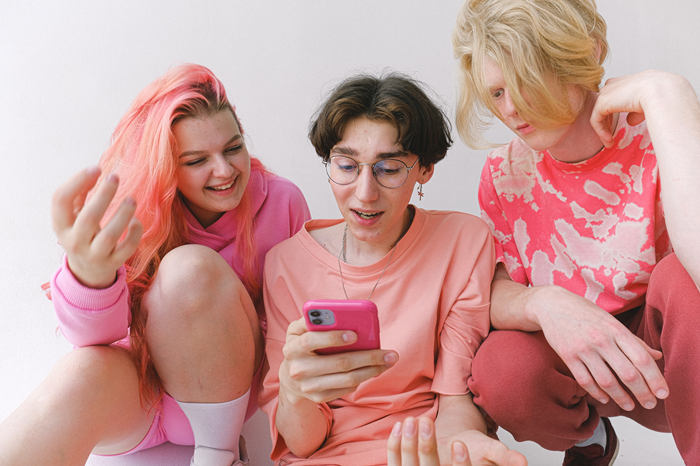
[{"xmin": 98, "ymin": 63, "xmax": 266, "ymax": 403}]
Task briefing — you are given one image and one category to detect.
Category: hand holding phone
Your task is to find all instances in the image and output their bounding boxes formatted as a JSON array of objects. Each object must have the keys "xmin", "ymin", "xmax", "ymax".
[{"xmin": 303, "ymin": 299, "xmax": 380, "ymax": 355}]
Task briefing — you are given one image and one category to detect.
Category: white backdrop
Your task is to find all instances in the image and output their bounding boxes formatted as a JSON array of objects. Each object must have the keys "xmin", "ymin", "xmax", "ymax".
[{"xmin": 1, "ymin": 1, "xmax": 698, "ymax": 464}]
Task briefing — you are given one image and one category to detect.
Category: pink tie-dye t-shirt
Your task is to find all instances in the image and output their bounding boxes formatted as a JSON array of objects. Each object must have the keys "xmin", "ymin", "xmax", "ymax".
[{"xmin": 479, "ymin": 116, "xmax": 671, "ymax": 314}]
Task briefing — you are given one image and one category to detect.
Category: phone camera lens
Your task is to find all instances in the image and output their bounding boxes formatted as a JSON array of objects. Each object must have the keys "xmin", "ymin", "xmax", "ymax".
[
  {"xmin": 312, "ymin": 318, "xmax": 323, "ymax": 325},
  {"xmin": 310, "ymin": 310, "xmax": 321, "ymax": 317}
]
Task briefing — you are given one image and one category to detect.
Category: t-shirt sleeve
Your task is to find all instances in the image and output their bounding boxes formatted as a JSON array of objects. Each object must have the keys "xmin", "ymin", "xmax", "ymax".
[
  {"xmin": 51, "ymin": 255, "xmax": 131, "ymax": 346},
  {"xmin": 431, "ymin": 221, "xmax": 494, "ymax": 395},
  {"xmin": 259, "ymin": 247, "xmax": 333, "ymax": 460},
  {"xmin": 478, "ymin": 157, "xmax": 528, "ymax": 284}
]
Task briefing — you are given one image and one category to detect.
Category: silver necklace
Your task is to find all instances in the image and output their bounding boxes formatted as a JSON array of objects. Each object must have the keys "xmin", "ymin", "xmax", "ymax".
[{"xmin": 337, "ymin": 223, "xmax": 398, "ymax": 300}]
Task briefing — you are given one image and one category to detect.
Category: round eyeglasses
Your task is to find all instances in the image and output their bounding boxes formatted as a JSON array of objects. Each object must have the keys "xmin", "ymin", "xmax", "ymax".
[{"xmin": 324, "ymin": 155, "xmax": 418, "ymax": 188}]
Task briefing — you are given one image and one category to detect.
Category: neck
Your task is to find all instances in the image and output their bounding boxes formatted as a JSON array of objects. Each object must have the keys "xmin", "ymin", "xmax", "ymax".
[
  {"xmin": 548, "ymin": 92, "xmax": 614, "ymax": 163},
  {"xmin": 343, "ymin": 206, "xmax": 414, "ymax": 266}
]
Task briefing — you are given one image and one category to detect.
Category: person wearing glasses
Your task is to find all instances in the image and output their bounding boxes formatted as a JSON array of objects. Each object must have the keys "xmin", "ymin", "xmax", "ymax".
[{"xmin": 258, "ymin": 73, "xmax": 526, "ymax": 465}]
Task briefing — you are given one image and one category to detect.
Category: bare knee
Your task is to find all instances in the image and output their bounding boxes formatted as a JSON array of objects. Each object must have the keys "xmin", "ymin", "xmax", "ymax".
[
  {"xmin": 45, "ymin": 346, "xmax": 140, "ymax": 409},
  {"xmin": 146, "ymin": 244, "xmax": 247, "ymax": 319}
]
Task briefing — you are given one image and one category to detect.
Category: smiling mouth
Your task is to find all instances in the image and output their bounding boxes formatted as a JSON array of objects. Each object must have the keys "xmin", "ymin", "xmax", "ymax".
[{"xmin": 207, "ymin": 179, "xmax": 235, "ymax": 191}]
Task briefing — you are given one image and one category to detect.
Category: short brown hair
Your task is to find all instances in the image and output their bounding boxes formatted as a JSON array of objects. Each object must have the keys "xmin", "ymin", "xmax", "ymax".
[{"xmin": 309, "ymin": 73, "xmax": 452, "ymax": 166}]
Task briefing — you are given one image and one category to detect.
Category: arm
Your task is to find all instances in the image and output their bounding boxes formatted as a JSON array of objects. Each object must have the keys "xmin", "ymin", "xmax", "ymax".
[
  {"xmin": 592, "ymin": 70, "xmax": 700, "ymax": 289},
  {"xmin": 490, "ymin": 263, "xmax": 669, "ymax": 412},
  {"xmin": 274, "ymin": 318, "xmax": 397, "ymax": 456},
  {"xmin": 50, "ymin": 167, "xmax": 142, "ymax": 346},
  {"xmin": 434, "ymin": 395, "xmax": 525, "ymax": 465}
]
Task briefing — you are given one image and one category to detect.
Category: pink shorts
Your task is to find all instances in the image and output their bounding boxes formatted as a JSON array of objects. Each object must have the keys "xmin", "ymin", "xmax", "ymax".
[{"xmin": 103, "ymin": 361, "xmax": 263, "ymax": 456}]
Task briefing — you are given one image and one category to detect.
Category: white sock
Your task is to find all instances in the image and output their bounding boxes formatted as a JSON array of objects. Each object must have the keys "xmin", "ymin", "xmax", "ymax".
[
  {"xmin": 176, "ymin": 389, "xmax": 250, "ymax": 466},
  {"xmin": 575, "ymin": 418, "xmax": 607, "ymax": 449}
]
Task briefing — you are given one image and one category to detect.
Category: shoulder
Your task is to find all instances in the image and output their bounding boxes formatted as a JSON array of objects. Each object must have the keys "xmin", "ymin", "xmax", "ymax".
[
  {"xmin": 419, "ymin": 209, "xmax": 492, "ymax": 242},
  {"xmin": 264, "ymin": 172, "xmax": 307, "ymax": 202}
]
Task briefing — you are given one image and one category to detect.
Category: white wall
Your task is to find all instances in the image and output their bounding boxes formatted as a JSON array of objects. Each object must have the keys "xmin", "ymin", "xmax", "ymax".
[{"xmin": 1, "ymin": 1, "xmax": 698, "ymax": 464}]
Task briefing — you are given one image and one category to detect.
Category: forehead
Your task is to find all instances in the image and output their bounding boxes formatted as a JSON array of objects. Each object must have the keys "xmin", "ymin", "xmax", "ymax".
[
  {"xmin": 172, "ymin": 110, "xmax": 240, "ymax": 147},
  {"xmin": 335, "ymin": 117, "xmax": 401, "ymax": 153},
  {"xmin": 481, "ymin": 55, "xmax": 506, "ymax": 87}
]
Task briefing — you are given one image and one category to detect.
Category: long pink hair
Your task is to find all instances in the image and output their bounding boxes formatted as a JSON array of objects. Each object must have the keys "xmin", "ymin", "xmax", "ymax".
[{"xmin": 98, "ymin": 64, "xmax": 265, "ymax": 402}]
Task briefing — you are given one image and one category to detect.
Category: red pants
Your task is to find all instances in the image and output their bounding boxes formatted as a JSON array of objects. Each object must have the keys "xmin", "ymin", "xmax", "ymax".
[{"xmin": 468, "ymin": 253, "xmax": 700, "ymax": 464}]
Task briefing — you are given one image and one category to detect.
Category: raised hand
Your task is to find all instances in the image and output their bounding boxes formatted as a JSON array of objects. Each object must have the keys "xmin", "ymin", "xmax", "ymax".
[
  {"xmin": 278, "ymin": 318, "xmax": 398, "ymax": 404},
  {"xmin": 534, "ymin": 286, "xmax": 669, "ymax": 411},
  {"xmin": 51, "ymin": 167, "xmax": 142, "ymax": 288}
]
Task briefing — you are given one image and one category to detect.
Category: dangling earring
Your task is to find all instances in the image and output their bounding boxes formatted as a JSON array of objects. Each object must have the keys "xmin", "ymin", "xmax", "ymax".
[{"xmin": 417, "ymin": 184, "xmax": 424, "ymax": 201}]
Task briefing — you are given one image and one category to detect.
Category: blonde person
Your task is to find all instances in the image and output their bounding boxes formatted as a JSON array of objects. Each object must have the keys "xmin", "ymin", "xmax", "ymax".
[
  {"xmin": 0, "ymin": 64, "xmax": 309, "ymax": 466},
  {"xmin": 259, "ymin": 73, "xmax": 526, "ymax": 465},
  {"xmin": 453, "ymin": 0, "xmax": 700, "ymax": 464}
]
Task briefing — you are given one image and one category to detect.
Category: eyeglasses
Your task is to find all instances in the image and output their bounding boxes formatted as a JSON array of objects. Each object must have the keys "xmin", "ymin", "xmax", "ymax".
[{"xmin": 324, "ymin": 155, "xmax": 418, "ymax": 188}]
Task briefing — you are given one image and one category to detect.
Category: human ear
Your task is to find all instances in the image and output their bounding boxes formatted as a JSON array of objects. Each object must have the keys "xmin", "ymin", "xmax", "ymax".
[{"xmin": 418, "ymin": 163, "xmax": 435, "ymax": 184}]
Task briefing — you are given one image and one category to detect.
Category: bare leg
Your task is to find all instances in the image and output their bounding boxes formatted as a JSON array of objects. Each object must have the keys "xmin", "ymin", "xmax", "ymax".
[
  {"xmin": 0, "ymin": 346, "xmax": 154, "ymax": 466},
  {"xmin": 144, "ymin": 244, "xmax": 263, "ymax": 402}
]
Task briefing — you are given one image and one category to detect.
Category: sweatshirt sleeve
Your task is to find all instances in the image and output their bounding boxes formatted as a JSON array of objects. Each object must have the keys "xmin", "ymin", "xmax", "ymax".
[
  {"xmin": 51, "ymin": 255, "xmax": 131, "ymax": 347},
  {"xmin": 431, "ymin": 220, "xmax": 495, "ymax": 395}
]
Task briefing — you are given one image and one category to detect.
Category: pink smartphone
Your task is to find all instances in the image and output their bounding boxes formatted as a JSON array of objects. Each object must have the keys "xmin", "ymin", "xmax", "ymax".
[{"xmin": 303, "ymin": 299, "xmax": 380, "ymax": 355}]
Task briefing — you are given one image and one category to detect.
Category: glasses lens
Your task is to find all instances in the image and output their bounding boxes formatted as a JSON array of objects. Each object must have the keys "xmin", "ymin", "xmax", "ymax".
[
  {"xmin": 327, "ymin": 156, "xmax": 358, "ymax": 185},
  {"xmin": 373, "ymin": 159, "xmax": 408, "ymax": 188}
]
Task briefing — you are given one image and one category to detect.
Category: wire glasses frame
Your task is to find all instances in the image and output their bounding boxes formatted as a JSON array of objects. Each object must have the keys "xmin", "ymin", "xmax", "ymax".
[{"xmin": 324, "ymin": 155, "xmax": 419, "ymax": 188}]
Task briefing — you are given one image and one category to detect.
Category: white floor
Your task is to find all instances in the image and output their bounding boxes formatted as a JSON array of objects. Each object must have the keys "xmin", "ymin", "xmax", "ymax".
[{"xmin": 84, "ymin": 412, "xmax": 684, "ymax": 465}]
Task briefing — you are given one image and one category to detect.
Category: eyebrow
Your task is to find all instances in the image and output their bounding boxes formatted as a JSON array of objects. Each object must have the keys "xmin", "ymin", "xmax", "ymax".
[
  {"xmin": 330, "ymin": 146, "xmax": 408, "ymax": 159},
  {"xmin": 178, "ymin": 134, "xmax": 242, "ymax": 158}
]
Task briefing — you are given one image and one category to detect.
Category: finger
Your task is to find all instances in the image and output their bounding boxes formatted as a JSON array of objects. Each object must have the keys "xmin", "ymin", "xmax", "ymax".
[
  {"xmin": 590, "ymin": 104, "xmax": 615, "ymax": 148},
  {"xmin": 91, "ymin": 197, "xmax": 138, "ymax": 258},
  {"xmin": 51, "ymin": 166, "xmax": 101, "ymax": 234},
  {"xmin": 72, "ymin": 173, "xmax": 120, "ymax": 241},
  {"xmin": 400, "ymin": 417, "xmax": 419, "ymax": 466},
  {"xmin": 111, "ymin": 217, "xmax": 143, "ymax": 265},
  {"xmin": 581, "ymin": 355, "xmax": 636, "ymax": 411},
  {"xmin": 300, "ymin": 329, "xmax": 358, "ymax": 353},
  {"xmin": 450, "ymin": 441, "xmax": 470, "ymax": 466},
  {"xmin": 287, "ymin": 318, "xmax": 308, "ymax": 336},
  {"xmin": 298, "ymin": 363, "xmax": 391, "ymax": 395},
  {"xmin": 566, "ymin": 359, "xmax": 610, "ymax": 404},
  {"xmin": 617, "ymin": 337, "xmax": 669, "ymax": 401},
  {"xmin": 417, "ymin": 417, "xmax": 440, "ymax": 466},
  {"xmin": 387, "ymin": 422, "xmax": 403, "ymax": 466}
]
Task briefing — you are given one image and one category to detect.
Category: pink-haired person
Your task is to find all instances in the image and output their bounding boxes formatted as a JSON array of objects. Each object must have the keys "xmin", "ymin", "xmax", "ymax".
[{"xmin": 0, "ymin": 64, "xmax": 309, "ymax": 465}]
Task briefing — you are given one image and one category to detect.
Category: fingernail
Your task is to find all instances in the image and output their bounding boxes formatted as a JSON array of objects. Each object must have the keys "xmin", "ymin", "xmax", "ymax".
[
  {"xmin": 656, "ymin": 389, "xmax": 668, "ymax": 398},
  {"xmin": 403, "ymin": 418, "xmax": 416, "ymax": 438},
  {"xmin": 86, "ymin": 166, "xmax": 100, "ymax": 176},
  {"xmin": 124, "ymin": 197, "xmax": 136, "ymax": 207},
  {"xmin": 624, "ymin": 403, "xmax": 635, "ymax": 411},
  {"xmin": 108, "ymin": 172, "xmax": 119, "ymax": 183},
  {"xmin": 453, "ymin": 442, "xmax": 467, "ymax": 462},
  {"xmin": 342, "ymin": 332, "xmax": 355, "ymax": 343},
  {"xmin": 391, "ymin": 421, "xmax": 402, "ymax": 437},
  {"xmin": 419, "ymin": 418, "xmax": 432, "ymax": 439},
  {"xmin": 644, "ymin": 401, "xmax": 656, "ymax": 409},
  {"xmin": 384, "ymin": 352, "xmax": 398, "ymax": 365}
]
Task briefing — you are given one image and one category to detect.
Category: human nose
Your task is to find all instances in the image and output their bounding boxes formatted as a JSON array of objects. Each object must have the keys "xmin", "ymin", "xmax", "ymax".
[
  {"xmin": 501, "ymin": 90, "xmax": 518, "ymax": 118},
  {"xmin": 211, "ymin": 153, "xmax": 234, "ymax": 177},
  {"xmin": 353, "ymin": 163, "xmax": 379, "ymax": 202}
]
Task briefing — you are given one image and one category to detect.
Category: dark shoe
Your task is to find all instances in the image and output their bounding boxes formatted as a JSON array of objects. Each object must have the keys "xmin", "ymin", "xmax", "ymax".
[{"xmin": 563, "ymin": 417, "xmax": 619, "ymax": 465}]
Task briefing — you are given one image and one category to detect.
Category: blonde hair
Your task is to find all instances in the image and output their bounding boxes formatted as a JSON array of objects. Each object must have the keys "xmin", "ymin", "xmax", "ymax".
[{"xmin": 453, "ymin": 0, "xmax": 607, "ymax": 148}]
